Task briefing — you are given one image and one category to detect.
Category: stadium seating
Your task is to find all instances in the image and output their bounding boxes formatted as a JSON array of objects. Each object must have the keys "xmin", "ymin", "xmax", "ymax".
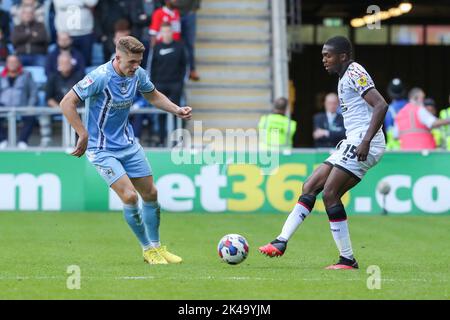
[
  {"xmin": 24, "ymin": 66, "xmax": 46, "ymax": 88},
  {"xmin": 91, "ymin": 42, "xmax": 105, "ymax": 66},
  {"xmin": 85, "ymin": 65, "xmax": 99, "ymax": 75},
  {"xmin": 24, "ymin": 66, "xmax": 47, "ymax": 107}
]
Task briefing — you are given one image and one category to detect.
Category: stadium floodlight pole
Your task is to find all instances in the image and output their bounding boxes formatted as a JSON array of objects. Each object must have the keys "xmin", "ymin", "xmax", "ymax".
[{"xmin": 271, "ymin": 0, "xmax": 290, "ymax": 148}]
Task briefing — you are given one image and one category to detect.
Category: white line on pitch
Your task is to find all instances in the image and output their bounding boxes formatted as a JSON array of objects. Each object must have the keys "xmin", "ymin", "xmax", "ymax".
[{"xmin": 0, "ymin": 276, "xmax": 447, "ymax": 283}]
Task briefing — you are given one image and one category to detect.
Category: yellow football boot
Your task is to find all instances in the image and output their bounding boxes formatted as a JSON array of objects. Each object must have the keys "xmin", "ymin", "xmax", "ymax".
[
  {"xmin": 143, "ymin": 248, "xmax": 168, "ymax": 265},
  {"xmin": 156, "ymin": 246, "xmax": 183, "ymax": 264}
]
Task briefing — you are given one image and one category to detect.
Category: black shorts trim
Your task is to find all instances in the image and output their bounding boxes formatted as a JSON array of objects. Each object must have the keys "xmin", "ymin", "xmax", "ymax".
[{"xmin": 334, "ymin": 164, "xmax": 361, "ymax": 182}]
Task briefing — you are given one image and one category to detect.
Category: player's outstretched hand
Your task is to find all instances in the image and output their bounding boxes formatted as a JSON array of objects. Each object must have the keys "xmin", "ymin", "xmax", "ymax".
[
  {"xmin": 176, "ymin": 106, "xmax": 192, "ymax": 120},
  {"xmin": 355, "ymin": 140, "xmax": 370, "ymax": 162},
  {"xmin": 71, "ymin": 134, "xmax": 88, "ymax": 157}
]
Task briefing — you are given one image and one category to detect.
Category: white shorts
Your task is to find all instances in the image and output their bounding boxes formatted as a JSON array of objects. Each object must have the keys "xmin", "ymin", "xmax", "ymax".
[{"xmin": 325, "ymin": 138, "xmax": 385, "ymax": 180}]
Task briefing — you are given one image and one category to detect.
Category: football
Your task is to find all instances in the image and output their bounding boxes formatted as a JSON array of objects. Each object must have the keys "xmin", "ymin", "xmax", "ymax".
[{"xmin": 217, "ymin": 234, "xmax": 249, "ymax": 265}]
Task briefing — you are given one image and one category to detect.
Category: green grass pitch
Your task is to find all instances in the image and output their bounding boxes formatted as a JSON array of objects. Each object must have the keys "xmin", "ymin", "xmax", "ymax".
[{"xmin": 0, "ymin": 212, "xmax": 448, "ymax": 299}]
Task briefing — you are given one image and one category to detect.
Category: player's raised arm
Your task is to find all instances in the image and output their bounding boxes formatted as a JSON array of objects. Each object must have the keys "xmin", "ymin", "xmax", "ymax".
[
  {"xmin": 356, "ymin": 88, "xmax": 388, "ymax": 161},
  {"xmin": 60, "ymin": 90, "xmax": 88, "ymax": 157},
  {"xmin": 143, "ymin": 89, "xmax": 192, "ymax": 120}
]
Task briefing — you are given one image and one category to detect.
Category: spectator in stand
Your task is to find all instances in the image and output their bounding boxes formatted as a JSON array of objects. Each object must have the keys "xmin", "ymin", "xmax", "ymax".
[
  {"xmin": 46, "ymin": 0, "xmax": 57, "ymax": 44},
  {"xmin": 113, "ymin": 20, "xmax": 132, "ymax": 45},
  {"xmin": 52, "ymin": 0, "xmax": 98, "ymax": 66},
  {"xmin": 313, "ymin": 92, "xmax": 346, "ymax": 148},
  {"xmin": 103, "ymin": 19, "xmax": 134, "ymax": 63},
  {"xmin": 437, "ymin": 94, "xmax": 450, "ymax": 150},
  {"xmin": 129, "ymin": 0, "xmax": 153, "ymax": 40},
  {"xmin": 395, "ymin": 88, "xmax": 450, "ymax": 150},
  {"xmin": 10, "ymin": 0, "xmax": 45, "ymax": 26},
  {"xmin": 423, "ymin": 98, "xmax": 441, "ymax": 148},
  {"xmin": 384, "ymin": 78, "xmax": 408, "ymax": 150},
  {"xmin": 95, "ymin": 0, "xmax": 149, "ymax": 62},
  {"xmin": 0, "ymin": 1, "xmax": 10, "ymax": 42},
  {"xmin": 94, "ymin": 0, "xmax": 129, "ymax": 61},
  {"xmin": 149, "ymin": 0, "xmax": 181, "ymax": 47},
  {"xmin": 139, "ymin": 0, "xmax": 156, "ymax": 68},
  {"xmin": 106, "ymin": 19, "xmax": 132, "ymax": 61},
  {"xmin": 147, "ymin": 22, "xmax": 186, "ymax": 146},
  {"xmin": 0, "ymin": 29, "xmax": 9, "ymax": 66},
  {"xmin": 11, "ymin": 5, "xmax": 48, "ymax": 66},
  {"xmin": 0, "ymin": 1, "xmax": 10, "ymax": 65},
  {"xmin": 177, "ymin": 0, "xmax": 201, "ymax": 81},
  {"xmin": 0, "ymin": 54, "xmax": 38, "ymax": 149},
  {"xmin": 41, "ymin": 52, "xmax": 83, "ymax": 146},
  {"xmin": 424, "ymin": 98, "xmax": 437, "ymax": 117},
  {"xmin": 45, "ymin": 31, "xmax": 86, "ymax": 76}
]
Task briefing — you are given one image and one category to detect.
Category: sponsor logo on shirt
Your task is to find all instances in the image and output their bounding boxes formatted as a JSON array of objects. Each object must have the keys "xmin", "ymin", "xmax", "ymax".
[
  {"xmin": 108, "ymin": 99, "xmax": 134, "ymax": 109},
  {"xmin": 79, "ymin": 76, "xmax": 94, "ymax": 89},
  {"xmin": 159, "ymin": 48, "xmax": 175, "ymax": 56},
  {"xmin": 357, "ymin": 76, "xmax": 368, "ymax": 87}
]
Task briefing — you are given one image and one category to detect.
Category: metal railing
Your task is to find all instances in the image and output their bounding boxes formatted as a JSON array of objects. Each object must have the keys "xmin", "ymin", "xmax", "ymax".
[{"xmin": 0, "ymin": 107, "xmax": 182, "ymax": 149}]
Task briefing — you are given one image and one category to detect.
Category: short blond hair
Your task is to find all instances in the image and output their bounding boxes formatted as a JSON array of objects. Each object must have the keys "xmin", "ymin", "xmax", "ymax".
[{"xmin": 116, "ymin": 36, "xmax": 145, "ymax": 54}]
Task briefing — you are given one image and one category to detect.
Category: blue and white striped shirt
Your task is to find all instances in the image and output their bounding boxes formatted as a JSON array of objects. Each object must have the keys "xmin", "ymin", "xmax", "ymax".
[{"xmin": 72, "ymin": 61, "xmax": 155, "ymax": 151}]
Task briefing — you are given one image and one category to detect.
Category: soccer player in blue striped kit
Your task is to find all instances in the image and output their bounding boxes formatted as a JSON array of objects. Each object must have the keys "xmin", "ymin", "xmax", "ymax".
[{"xmin": 60, "ymin": 36, "xmax": 192, "ymax": 265}]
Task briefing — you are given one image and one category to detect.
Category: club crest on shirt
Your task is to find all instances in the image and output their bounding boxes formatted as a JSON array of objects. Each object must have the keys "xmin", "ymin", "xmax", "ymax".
[
  {"xmin": 120, "ymin": 82, "xmax": 128, "ymax": 94},
  {"xmin": 96, "ymin": 166, "xmax": 115, "ymax": 178}
]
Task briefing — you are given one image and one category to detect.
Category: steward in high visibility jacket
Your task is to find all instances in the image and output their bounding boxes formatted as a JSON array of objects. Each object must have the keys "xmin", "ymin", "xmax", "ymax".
[
  {"xmin": 396, "ymin": 89, "xmax": 450, "ymax": 150},
  {"xmin": 384, "ymin": 78, "xmax": 407, "ymax": 150},
  {"xmin": 258, "ymin": 97, "xmax": 297, "ymax": 150},
  {"xmin": 424, "ymin": 98, "xmax": 449, "ymax": 150},
  {"xmin": 438, "ymin": 107, "xmax": 450, "ymax": 150},
  {"xmin": 396, "ymin": 102, "xmax": 436, "ymax": 150}
]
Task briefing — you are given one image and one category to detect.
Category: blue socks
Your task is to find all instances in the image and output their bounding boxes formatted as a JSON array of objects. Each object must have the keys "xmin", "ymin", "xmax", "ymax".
[
  {"xmin": 142, "ymin": 201, "xmax": 161, "ymax": 248},
  {"xmin": 123, "ymin": 203, "xmax": 151, "ymax": 249}
]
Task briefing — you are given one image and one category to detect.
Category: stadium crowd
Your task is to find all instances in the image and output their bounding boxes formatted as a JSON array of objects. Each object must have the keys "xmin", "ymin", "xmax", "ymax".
[
  {"xmin": 307, "ymin": 83, "xmax": 450, "ymax": 151},
  {"xmin": 309, "ymin": 84, "xmax": 450, "ymax": 151},
  {"xmin": 382, "ymin": 79, "xmax": 450, "ymax": 151},
  {"xmin": 1, "ymin": 0, "xmax": 449, "ymax": 150},
  {"xmin": 0, "ymin": 0, "xmax": 200, "ymax": 148}
]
